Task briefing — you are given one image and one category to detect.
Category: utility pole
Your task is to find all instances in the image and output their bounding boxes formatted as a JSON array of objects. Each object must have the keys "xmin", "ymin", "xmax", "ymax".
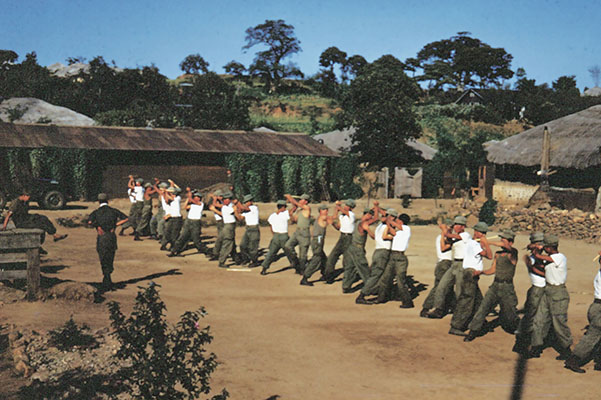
[{"xmin": 540, "ymin": 126, "xmax": 550, "ymax": 192}]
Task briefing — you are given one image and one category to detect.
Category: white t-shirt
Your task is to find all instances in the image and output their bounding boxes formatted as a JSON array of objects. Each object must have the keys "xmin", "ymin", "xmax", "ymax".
[
  {"xmin": 169, "ymin": 196, "xmax": 182, "ymax": 218},
  {"xmin": 160, "ymin": 196, "xmax": 168, "ymax": 212},
  {"xmin": 222, "ymin": 204, "xmax": 236, "ymax": 224},
  {"xmin": 187, "ymin": 203, "xmax": 203, "ymax": 220},
  {"xmin": 528, "ymin": 255, "xmax": 546, "ymax": 288},
  {"xmin": 339, "ymin": 211, "xmax": 356, "ymax": 234},
  {"xmin": 134, "ymin": 186, "xmax": 145, "ymax": 202},
  {"xmin": 436, "ymin": 234, "xmax": 453, "ymax": 261},
  {"xmin": 243, "ymin": 205, "xmax": 259, "ymax": 226},
  {"xmin": 374, "ymin": 223, "xmax": 391, "ymax": 250},
  {"xmin": 452, "ymin": 231, "xmax": 471, "ymax": 259},
  {"xmin": 594, "ymin": 270, "xmax": 601, "ymax": 300},
  {"xmin": 463, "ymin": 239, "xmax": 484, "ymax": 271},
  {"xmin": 128, "ymin": 188, "xmax": 135, "ymax": 203},
  {"xmin": 268, "ymin": 211, "xmax": 289, "ymax": 233},
  {"xmin": 545, "ymin": 253, "xmax": 568, "ymax": 285},
  {"xmin": 391, "ymin": 225, "xmax": 411, "ymax": 252}
]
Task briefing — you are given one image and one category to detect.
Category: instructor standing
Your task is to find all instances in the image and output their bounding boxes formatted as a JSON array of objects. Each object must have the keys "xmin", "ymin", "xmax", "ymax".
[{"xmin": 87, "ymin": 193, "xmax": 128, "ymax": 291}]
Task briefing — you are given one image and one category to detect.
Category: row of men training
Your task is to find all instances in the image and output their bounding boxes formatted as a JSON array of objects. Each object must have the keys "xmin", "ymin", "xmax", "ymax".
[
  {"xmin": 420, "ymin": 216, "xmax": 601, "ymax": 374},
  {"xmin": 98, "ymin": 176, "xmax": 601, "ymax": 374}
]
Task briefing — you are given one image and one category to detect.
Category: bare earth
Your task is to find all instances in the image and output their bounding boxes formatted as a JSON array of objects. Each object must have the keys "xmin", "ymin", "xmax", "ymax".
[{"xmin": 1, "ymin": 199, "xmax": 599, "ymax": 399}]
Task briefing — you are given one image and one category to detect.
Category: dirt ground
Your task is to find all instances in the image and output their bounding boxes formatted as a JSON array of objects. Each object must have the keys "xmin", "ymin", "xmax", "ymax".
[{"xmin": 1, "ymin": 199, "xmax": 600, "ymax": 399}]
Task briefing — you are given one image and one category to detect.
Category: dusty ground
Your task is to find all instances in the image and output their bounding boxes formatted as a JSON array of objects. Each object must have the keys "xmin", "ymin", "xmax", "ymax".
[{"xmin": 1, "ymin": 199, "xmax": 600, "ymax": 399}]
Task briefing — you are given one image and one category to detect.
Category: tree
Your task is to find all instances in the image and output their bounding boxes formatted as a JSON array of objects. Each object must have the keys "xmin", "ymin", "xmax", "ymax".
[
  {"xmin": 415, "ymin": 32, "xmax": 514, "ymax": 90},
  {"xmin": 344, "ymin": 54, "xmax": 368, "ymax": 79},
  {"xmin": 242, "ymin": 19, "xmax": 302, "ymax": 92},
  {"xmin": 66, "ymin": 56, "xmax": 87, "ymax": 65},
  {"xmin": 0, "ymin": 49, "xmax": 18, "ymax": 67},
  {"xmin": 589, "ymin": 65, "xmax": 601, "ymax": 87},
  {"xmin": 223, "ymin": 60, "xmax": 246, "ymax": 77},
  {"xmin": 180, "ymin": 72, "xmax": 250, "ymax": 130},
  {"xmin": 180, "ymin": 54, "xmax": 210, "ymax": 74},
  {"xmin": 340, "ymin": 55, "xmax": 422, "ymax": 170}
]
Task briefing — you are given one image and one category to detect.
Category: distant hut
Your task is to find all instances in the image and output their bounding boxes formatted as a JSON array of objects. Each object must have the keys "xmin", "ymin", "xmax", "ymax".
[
  {"xmin": 454, "ymin": 88, "xmax": 485, "ymax": 105},
  {"xmin": 484, "ymin": 105, "xmax": 601, "ymax": 210}
]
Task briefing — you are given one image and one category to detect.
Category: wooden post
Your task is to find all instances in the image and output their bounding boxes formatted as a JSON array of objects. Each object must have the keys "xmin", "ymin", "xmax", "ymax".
[
  {"xmin": 541, "ymin": 126, "xmax": 551, "ymax": 192},
  {"xmin": 26, "ymin": 247, "xmax": 40, "ymax": 301}
]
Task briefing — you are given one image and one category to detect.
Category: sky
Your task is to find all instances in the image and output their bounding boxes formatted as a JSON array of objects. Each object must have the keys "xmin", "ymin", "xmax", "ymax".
[{"xmin": 2, "ymin": 0, "xmax": 601, "ymax": 89}]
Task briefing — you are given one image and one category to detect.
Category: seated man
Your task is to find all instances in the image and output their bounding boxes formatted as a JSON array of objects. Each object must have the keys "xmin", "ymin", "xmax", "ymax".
[{"xmin": 1, "ymin": 190, "xmax": 68, "ymax": 251}]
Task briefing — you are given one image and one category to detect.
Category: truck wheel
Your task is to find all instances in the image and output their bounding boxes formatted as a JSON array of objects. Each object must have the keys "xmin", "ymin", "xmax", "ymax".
[{"xmin": 43, "ymin": 190, "xmax": 66, "ymax": 210}]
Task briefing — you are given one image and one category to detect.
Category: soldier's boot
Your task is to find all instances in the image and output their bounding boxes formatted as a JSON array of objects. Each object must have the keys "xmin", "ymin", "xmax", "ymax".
[
  {"xmin": 594, "ymin": 363, "xmax": 601, "ymax": 371},
  {"xmin": 134, "ymin": 233, "xmax": 143, "ymax": 241},
  {"xmin": 564, "ymin": 355, "xmax": 585, "ymax": 373},
  {"xmin": 428, "ymin": 308, "xmax": 445, "ymax": 319},
  {"xmin": 260, "ymin": 266, "xmax": 269, "ymax": 276},
  {"xmin": 448, "ymin": 327, "xmax": 467, "ymax": 337},
  {"xmin": 420, "ymin": 308, "xmax": 430, "ymax": 318},
  {"xmin": 528, "ymin": 346, "xmax": 543, "ymax": 359},
  {"xmin": 355, "ymin": 293, "xmax": 372, "ymax": 305},
  {"xmin": 102, "ymin": 274, "xmax": 113, "ymax": 291},
  {"xmin": 300, "ymin": 277, "xmax": 313, "ymax": 286},
  {"xmin": 556, "ymin": 346, "xmax": 572, "ymax": 361},
  {"xmin": 463, "ymin": 330, "xmax": 478, "ymax": 342},
  {"xmin": 512, "ymin": 334, "xmax": 529, "ymax": 355}
]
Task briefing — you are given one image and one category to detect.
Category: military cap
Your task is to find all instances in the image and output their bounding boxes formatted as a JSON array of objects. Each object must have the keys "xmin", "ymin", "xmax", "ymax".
[
  {"xmin": 500, "ymin": 230, "xmax": 516, "ymax": 240},
  {"xmin": 444, "ymin": 218, "xmax": 453, "ymax": 225},
  {"xmin": 214, "ymin": 189, "xmax": 223, "ymax": 197},
  {"xmin": 143, "ymin": 182, "xmax": 152, "ymax": 188},
  {"xmin": 135, "ymin": 178, "xmax": 144, "ymax": 184},
  {"xmin": 530, "ymin": 231, "xmax": 544, "ymax": 243},
  {"xmin": 473, "ymin": 221, "xmax": 489, "ymax": 233},
  {"xmin": 319, "ymin": 204, "xmax": 329, "ymax": 210},
  {"xmin": 453, "ymin": 215, "xmax": 467, "ymax": 225},
  {"xmin": 166, "ymin": 187, "xmax": 175, "ymax": 193},
  {"xmin": 387, "ymin": 208, "xmax": 398, "ymax": 217},
  {"xmin": 363, "ymin": 207, "xmax": 372, "ymax": 214},
  {"xmin": 97, "ymin": 193, "xmax": 108, "ymax": 202},
  {"xmin": 243, "ymin": 194, "xmax": 254, "ymax": 203},
  {"xmin": 192, "ymin": 190, "xmax": 202, "ymax": 198},
  {"xmin": 345, "ymin": 199, "xmax": 356, "ymax": 208},
  {"xmin": 222, "ymin": 191, "xmax": 233, "ymax": 199},
  {"xmin": 543, "ymin": 233, "xmax": 559, "ymax": 247},
  {"xmin": 158, "ymin": 181, "xmax": 169, "ymax": 189},
  {"xmin": 276, "ymin": 200, "xmax": 287, "ymax": 207},
  {"xmin": 300, "ymin": 194, "xmax": 310, "ymax": 201}
]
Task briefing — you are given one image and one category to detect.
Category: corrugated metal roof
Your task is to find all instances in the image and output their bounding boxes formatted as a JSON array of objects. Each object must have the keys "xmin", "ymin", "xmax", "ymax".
[{"xmin": 0, "ymin": 123, "xmax": 339, "ymax": 157}]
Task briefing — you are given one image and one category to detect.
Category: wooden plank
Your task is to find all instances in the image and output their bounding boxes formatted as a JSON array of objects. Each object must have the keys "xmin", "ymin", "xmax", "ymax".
[
  {"xmin": 26, "ymin": 248, "xmax": 40, "ymax": 301},
  {"xmin": 0, "ymin": 253, "xmax": 29, "ymax": 263},
  {"xmin": 0, "ymin": 229, "xmax": 43, "ymax": 249},
  {"xmin": 0, "ymin": 270, "xmax": 27, "ymax": 280}
]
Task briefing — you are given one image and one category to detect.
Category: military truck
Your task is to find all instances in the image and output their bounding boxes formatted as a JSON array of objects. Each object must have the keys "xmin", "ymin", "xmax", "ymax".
[{"xmin": 0, "ymin": 178, "xmax": 69, "ymax": 210}]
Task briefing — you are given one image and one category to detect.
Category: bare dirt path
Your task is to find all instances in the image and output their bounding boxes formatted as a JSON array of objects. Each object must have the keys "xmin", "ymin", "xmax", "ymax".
[{"xmin": 1, "ymin": 200, "xmax": 599, "ymax": 399}]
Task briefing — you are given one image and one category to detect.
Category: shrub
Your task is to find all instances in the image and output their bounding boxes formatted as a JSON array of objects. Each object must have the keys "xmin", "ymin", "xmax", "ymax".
[
  {"xmin": 478, "ymin": 199, "xmax": 498, "ymax": 226},
  {"xmin": 49, "ymin": 317, "xmax": 98, "ymax": 351},
  {"xmin": 108, "ymin": 283, "xmax": 228, "ymax": 400}
]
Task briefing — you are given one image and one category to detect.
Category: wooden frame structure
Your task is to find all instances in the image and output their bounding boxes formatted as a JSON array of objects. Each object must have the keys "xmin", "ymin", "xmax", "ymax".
[{"xmin": 0, "ymin": 229, "xmax": 42, "ymax": 300}]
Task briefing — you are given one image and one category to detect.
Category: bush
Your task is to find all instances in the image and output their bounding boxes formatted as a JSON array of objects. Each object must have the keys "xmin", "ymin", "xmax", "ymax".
[
  {"xmin": 49, "ymin": 317, "xmax": 98, "ymax": 351},
  {"xmin": 108, "ymin": 283, "xmax": 228, "ymax": 400},
  {"xmin": 478, "ymin": 199, "xmax": 498, "ymax": 226}
]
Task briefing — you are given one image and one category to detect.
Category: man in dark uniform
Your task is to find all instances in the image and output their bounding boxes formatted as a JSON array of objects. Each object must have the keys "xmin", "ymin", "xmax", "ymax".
[
  {"xmin": 87, "ymin": 193, "xmax": 128, "ymax": 291},
  {"xmin": 1, "ymin": 191, "xmax": 68, "ymax": 251}
]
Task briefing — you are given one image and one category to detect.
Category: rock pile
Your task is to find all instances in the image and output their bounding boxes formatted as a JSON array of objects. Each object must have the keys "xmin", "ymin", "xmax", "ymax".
[{"xmin": 445, "ymin": 199, "xmax": 601, "ymax": 244}]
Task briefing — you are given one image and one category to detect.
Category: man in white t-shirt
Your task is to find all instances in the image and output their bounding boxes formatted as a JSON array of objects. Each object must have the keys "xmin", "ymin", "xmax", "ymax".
[
  {"xmin": 215, "ymin": 191, "xmax": 238, "ymax": 269},
  {"xmin": 513, "ymin": 232, "xmax": 547, "ymax": 356},
  {"xmin": 421, "ymin": 218, "xmax": 454, "ymax": 317},
  {"xmin": 449, "ymin": 221, "xmax": 492, "ymax": 336},
  {"xmin": 168, "ymin": 188, "xmax": 205, "ymax": 257},
  {"xmin": 160, "ymin": 186, "xmax": 183, "ymax": 252},
  {"xmin": 428, "ymin": 215, "xmax": 471, "ymax": 319},
  {"xmin": 324, "ymin": 199, "xmax": 356, "ymax": 283},
  {"xmin": 531, "ymin": 234, "xmax": 573, "ymax": 360},
  {"xmin": 236, "ymin": 194, "xmax": 260, "ymax": 267},
  {"xmin": 375, "ymin": 213, "xmax": 413, "ymax": 308},
  {"xmin": 119, "ymin": 175, "xmax": 143, "ymax": 236},
  {"xmin": 355, "ymin": 209, "xmax": 396, "ymax": 305},
  {"xmin": 261, "ymin": 200, "xmax": 296, "ymax": 275},
  {"xmin": 565, "ymin": 254, "xmax": 601, "ymax": 373}
]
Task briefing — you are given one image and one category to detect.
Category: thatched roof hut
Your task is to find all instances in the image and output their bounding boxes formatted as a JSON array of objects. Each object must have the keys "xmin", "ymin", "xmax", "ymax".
[{"xmin": 484, "ymin": 105, "xmax": 601, "ymax": 170}]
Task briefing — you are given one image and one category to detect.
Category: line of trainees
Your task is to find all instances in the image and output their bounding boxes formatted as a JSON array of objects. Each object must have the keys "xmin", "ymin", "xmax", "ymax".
[{"xmin": 89, "ymin": 176, "xmax": 601, "ymax": 374}]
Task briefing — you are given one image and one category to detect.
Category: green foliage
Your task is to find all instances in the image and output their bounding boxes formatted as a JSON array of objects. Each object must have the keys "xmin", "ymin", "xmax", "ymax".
[
  {"xmin": 180, "ymin": 54, "xmax": 210, "ymax": 74},
  {"xmin": 340, "ymin": 55, "xmax": 422, "ymax": 170},
  {"xmin": 414, "ymin": 32, "xmax": 514, "ymax": 89},
  {"xmin": 299, "ymin": 156, "xmax": 317, "ymax": 199},
  {"xmin": 108, "ymin": 283, "xmax": 228, "ymax": 400},
  {"xmin": 243, "ymin": 19, "xmax": 303, "ymax": 92},
  {"xmin": 329, "ymin": 153, "xmax": 363, "ymax": 200},
  {"xmin": 478, "ymin": 199, "xmax": 498, "ymax": 225},
  {"xmin": 281, "ymin": 156, "xmax": 301, "ymax": 195},
  {"xmin": 49, "ymin": 317, "xmax": 98, "ymax": 351},
  {"xmin": 6, "ymin": 105, "xmax": 28, "ymax": 122}
]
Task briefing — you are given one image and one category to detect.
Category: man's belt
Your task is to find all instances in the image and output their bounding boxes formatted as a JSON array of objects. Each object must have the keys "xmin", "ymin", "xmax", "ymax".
[
  {"xmin": 454, "ymin": 258, "xmax": 463, "ymax": 261},
  {"xmin": 494, "ymin": 278, "xmax": 513, "ymax": 284},
  {"xmin": 341, "ymin": 232, "xmax": 352, "ymax": 235},
  {"xmin": 391, "ymin": 250, "xmax": 405, "ymax": 254},
  {"xmin": 594, "ymin": 298, "xmax": 601, "ymax": 304}
]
